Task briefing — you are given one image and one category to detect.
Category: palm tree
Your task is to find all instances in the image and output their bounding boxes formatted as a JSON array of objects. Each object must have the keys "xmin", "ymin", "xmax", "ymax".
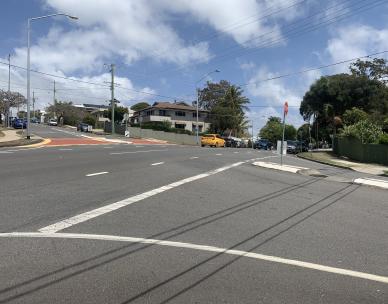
[{"xmin": 221, "ymin": 85, "xmax": 250, "ymax": 136}]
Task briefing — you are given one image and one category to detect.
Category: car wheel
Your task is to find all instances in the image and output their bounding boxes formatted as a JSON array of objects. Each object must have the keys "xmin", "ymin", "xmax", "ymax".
[{"xmin": 215, "ymin": 142, "xmax": 219, "ymax": 148}]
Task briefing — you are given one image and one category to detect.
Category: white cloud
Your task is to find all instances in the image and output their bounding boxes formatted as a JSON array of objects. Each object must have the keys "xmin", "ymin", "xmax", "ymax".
[
  {"xmin": 0, "ymin": 56, "xmax": 156, "ymax": 113},
  {"xmin": 326, "ymin": 24, "xmax": 388, "ymax": 73},
  {"xmin": 247, "ymin": 67, "xmax": 300, "ymax": 107}
]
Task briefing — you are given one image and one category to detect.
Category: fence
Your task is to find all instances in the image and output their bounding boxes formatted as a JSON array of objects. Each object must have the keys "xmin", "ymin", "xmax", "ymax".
[
  {"xmin": 104, "ymin": 123, "xmax": 198, "ymax": 145},
  {"xmin": 333, "ymin": 137, "xmax": 388, "ymax": 166}
]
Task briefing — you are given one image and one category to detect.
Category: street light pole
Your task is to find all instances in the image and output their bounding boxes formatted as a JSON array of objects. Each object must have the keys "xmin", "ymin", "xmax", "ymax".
[
  {"xmin": 110, "ymin": 64, "xmax": 115, "ymax": 135},
  {"xmin": 26, "ymin": 13, "xmax": 78, "ymax": 139},
  {"xmin": 195, "ymin": 69, "xmax": 220, "ymax": 145},
  {"xmin": 26, "ymin": 18, "xmax": 31, "ymax": 139}
]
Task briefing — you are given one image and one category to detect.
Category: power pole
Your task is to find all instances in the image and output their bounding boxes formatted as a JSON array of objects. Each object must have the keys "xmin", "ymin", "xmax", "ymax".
[
  {"xmin": 53, "ymin": 80, "xmax": 56, "ymax": 118},
  {"xmin": 251, "ymin": 120, "xmax": 254, "ymax": 150},
  {"xmin": 6, "ymin": 54, "xmax": 11, "ymax": 127},
  {"xmin": 110, "ymin": 64, "xmax": 115, "ymax": 134},
  {"xmin": 32, "ymin": 91, "xmax": 36, "ymax": 118}
]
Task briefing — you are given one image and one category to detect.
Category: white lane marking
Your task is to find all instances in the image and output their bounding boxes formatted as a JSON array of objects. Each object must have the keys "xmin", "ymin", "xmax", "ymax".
[
  {"xmin": 151, "ymin": 162, "xmax": 164, "ymax": 166},
  {"xmin": 189, "ymin": 156, "xmax": 199, "ymax": 159},
  {"xmin": 110, "ymin": 149, "xmax": 168, "ymax": 155},
  {"xmin": 86, "ymin": 171, "xmax": 109, "ymax": 177},
  {"xmin": 253, "ymin": 162, "xmax": 308, "ymax": 174},
  {"xmin": 103, "ymin": 146, "xmax": 113, "ymax": 149},
  {"xmin": 135, "ymin": 146, "xmax": 144, "ymax": 148},
  {"xmin": 0, "ymin": 151, "xmax": 13, "ymax": 154},
  {"xmin": 58, "ymin": 148, "xmax": 73, "ymax": 151},
  {"xmin": 216, "ymin": 153, "xmax": 223, "ymax": 156},
  {"xmin": 353, "ymin": 178, "xmax": 388, "ymax": 190},
  {"xmin": 234, "ymin": 152, "xmax": 239, "ymax": 154},
  {"xmin": 2, "ymin": 232, "xmax": 388, "ymax": 285},
  {"xmin": 39, "ymin": 161, "xmax": 245, "ymax": 233}
]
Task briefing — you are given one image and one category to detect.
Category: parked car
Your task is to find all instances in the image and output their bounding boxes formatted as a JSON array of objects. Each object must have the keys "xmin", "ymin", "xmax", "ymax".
[
  {"xmin": 48, "ymin": 118, "xmax": 58, "ymax": 126},
  {"xmin": 30, "ymin": 117, "xmax": 40, "ymax": 124},
  {"xmin": 201, "ymin": 134, "xmax": 225, "ymax": 147},
  {"xmin": 254, "ymin": 139, "xmax": 273, "ymax": 150},
  {"xmin": 12, "ymin": 118, "xmax": 27, "ymax": 129},
  {"xmin": 77, "ymin": 123, "xmax": 89, "ymax": 132}
]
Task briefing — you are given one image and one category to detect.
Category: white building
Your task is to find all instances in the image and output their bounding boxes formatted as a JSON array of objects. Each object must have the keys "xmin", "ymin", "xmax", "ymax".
[{"xmin": 132, "ymin": 101, "xmax": 211, "ymax": 132}]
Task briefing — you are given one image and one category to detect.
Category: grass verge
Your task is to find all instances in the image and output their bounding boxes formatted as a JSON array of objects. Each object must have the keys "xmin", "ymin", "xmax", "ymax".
[
  {"xmin": 0, "ymin": 138, "xmax": 43, "ymax": 148},
  {"xmin": 297, "ymin": 151, "xmax": 352, "ymax": 169}
]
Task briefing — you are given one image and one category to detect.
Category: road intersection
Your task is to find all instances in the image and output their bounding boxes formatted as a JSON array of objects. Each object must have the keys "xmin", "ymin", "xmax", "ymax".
[{"xmin": 0, "ymin": 125, "xmax": 387, "ymax": 303}]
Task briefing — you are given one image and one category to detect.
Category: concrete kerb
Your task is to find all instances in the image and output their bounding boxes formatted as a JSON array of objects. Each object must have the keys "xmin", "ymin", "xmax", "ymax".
[
  {"xmin": 253, "ymin": 161, "xmax": 388, "ymax": 190},
  {"xmin": 353, "ymin": 177, "xmax": 388, "ymax": 190}
]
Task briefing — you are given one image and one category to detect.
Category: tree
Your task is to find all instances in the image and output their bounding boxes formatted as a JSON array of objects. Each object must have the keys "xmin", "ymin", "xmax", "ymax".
[
  {"xmin": 300, "ymin": 73, "xmax": 388, "ymax": 141},
  {"xmin": 350, "ymin": 58, "xmax": 388, "ymax": 83},
  {"xmin": 46, "ymin": 101, "xmax": 86, "ymax": 126},
  {"xmin": 342, "ymin": 107, "xmax": 369, "ymax": 125},
  {"xmin": 103, "ymin": 106, "xmax": 129, "ymax": 122},
  {"xmin": 198, "ymin": 81, "xmax": 250, "ymax": 136},
  {"xmin": 297, "ymin": 123, "xmax": 310, "ymax": 142},
  {"xmin": 259, "ymin": 116, "xmax": 296, "ymax": 145},
  {"xmin": 130, "ymin": 102, "xmax": 150, "ymax": 112},
  {"xmin": 0, "ymin": 90, "xmax": 26, "ymax": 124},
  {"xmin": 197, "ymin": 80, "xmax": 231, "ymax": 110}
]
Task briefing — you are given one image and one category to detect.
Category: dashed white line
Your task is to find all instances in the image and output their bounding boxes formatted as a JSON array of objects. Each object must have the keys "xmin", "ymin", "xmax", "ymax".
[
  {"xmin": 39, "ymin": 161, "xmax": 245, "ymax": 233},
  {"xmin": 110, "ymin": 149, "xmax": 168, "ymax": 155},
  {"xmin": 135, "ymin": 146, "xmax": 144, "ymax": 148},
  {"xmin": 151, "ymin": 162, "xmax": 164, "ymax": 166},
  {"xmin": 189, "ymin": 156, "xmax": 199, "ymax": 159},
  {"xmin": 86, "ymin": 171, "xmax": 109, "ymax": 177},
  {"xmin": 2, "ymin": 232, "xmax": 388, "ymax": 285},
  {"xmin": 234, "ymin": 151, "xmax": 239, "ymax": 154},
  {"xmin": 216, "ymin": 153, "xmax": 223, "ymax": 156},
  {"xmin": 0, "ymin": 151, "xmax": 13, "ymax": 154},
  {"xmin": 58, "ymin": 148, "xmax": 73, "ymax": 151},
  {"xmin": 103, "ymin": 146, "xmax": 113, "ymax": 149}
]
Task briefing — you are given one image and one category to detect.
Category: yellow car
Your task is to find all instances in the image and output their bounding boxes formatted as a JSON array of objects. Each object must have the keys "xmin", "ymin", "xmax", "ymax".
[{"xmin": 201, "ymin": 134, "xmax": 225, "ymax": 147}]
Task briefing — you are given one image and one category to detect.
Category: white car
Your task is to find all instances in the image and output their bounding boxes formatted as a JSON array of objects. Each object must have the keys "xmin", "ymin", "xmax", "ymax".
[{"xmin": 48, "ymin": 119, "xmax": 58, "ymax": 126}]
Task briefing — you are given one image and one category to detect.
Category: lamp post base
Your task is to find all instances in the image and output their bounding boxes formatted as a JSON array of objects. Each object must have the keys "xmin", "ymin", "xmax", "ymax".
[{"xmin": 26, "ymin": 135, "xmax": 31, "ymax": 140}]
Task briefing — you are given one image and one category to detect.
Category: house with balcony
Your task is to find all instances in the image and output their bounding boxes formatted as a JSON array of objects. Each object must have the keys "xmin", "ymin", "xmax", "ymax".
[{"xmin": 132, "ymin": 101, "xmax": 211, "ymax": 133}]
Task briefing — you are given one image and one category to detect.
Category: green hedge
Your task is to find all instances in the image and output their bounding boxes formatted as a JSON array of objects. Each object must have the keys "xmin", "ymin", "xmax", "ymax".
[{"xmin": 130, "ymin": 121, "xmax": 193, "ymax": 135}]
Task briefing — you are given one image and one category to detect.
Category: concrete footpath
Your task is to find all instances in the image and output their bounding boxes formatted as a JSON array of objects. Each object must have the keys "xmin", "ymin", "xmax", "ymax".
[
  {"xmin": 0, "ymin": 128, "xmax": 44, "ymax": 147},
  {"xmin": 298, "ymin": 151, "xmax": 388, "ymax": 175},
  {"xmin": 0, "ymin": 129, "xmax": 20, "ymax": 142},
  {"xmin": 253, "ymin": 157, "xmax": 388, "ymax": 190}
]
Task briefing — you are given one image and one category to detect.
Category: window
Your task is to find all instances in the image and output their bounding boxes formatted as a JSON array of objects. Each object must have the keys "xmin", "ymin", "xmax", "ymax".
[
  {"xmin": 192, "ymin": 112, "xmax": 201, "ymax": 118},
  {"xmin": 145, "ymin": 110, "xmax": 154, "ymax": 116},
  {"xmin": 159, "ymin": 110, "xmax": 168, "ymax": 116},
  {"xmin": 175, "ymin": 123, "xmax": 186, "ymax": 129},
  {"xmin": 175, "ymin": 111, "xmax": 186, "ymax": 117}
]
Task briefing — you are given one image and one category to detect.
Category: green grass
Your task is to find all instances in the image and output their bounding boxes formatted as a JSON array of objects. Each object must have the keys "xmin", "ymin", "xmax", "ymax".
[
  {"xmin": 298, "ymin": 151, "xmax": 352, "ymax": 169},
  {"xmin": 382, "ymin": 170, "xmax": 388, "ymax": 177}
]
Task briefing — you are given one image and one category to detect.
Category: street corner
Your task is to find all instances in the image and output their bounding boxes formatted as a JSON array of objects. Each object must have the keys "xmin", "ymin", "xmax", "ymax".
[
  {"xmin": 44, "ymin": 137, "xmax": 116, "ymax": 147},
  {"xmin": 17, "ymin": 137, "xmax": 52, "ymax": 148}
]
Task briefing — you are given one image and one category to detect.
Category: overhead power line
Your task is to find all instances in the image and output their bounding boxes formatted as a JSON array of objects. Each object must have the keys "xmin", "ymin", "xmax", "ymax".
[{"xmin": 154, "ymin": 0, "xmax": 383, "ymax": 76}]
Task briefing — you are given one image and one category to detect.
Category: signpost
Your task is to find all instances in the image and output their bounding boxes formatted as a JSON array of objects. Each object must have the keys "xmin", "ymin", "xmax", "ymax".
[{"xmin": 280, "ymin": 101, "xmax": 288, "ymax": 166}]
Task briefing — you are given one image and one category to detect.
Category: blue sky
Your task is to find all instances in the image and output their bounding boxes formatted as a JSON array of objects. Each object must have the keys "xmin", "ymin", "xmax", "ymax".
[{"xmin": 1, "ymin": 0, "xmax": 387, "ymax": 132}]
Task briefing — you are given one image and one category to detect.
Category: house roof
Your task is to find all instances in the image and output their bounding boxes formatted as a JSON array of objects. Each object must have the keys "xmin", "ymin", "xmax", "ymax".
[{"xmin": 138, "ymin": 101, "xmax": 208, "ymax": 112}]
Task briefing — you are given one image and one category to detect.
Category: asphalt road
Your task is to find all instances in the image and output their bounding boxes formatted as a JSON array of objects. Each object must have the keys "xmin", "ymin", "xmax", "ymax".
[{"xmin": 0, "ymin": 125, "xmax": 387, "ymax": 303}]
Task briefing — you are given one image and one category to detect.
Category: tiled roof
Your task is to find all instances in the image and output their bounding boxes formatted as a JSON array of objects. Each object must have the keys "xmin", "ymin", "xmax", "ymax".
[{"xmin": 139, "ymin": 101, "xmax": 208, "ymax": 112}]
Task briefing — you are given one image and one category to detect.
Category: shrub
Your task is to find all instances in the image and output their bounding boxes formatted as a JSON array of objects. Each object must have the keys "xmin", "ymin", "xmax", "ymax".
[
  {"xmin": 341, "ymin": 120, "xmax": 382, "ymax": 144},
  {"xmin": 378, "ymin": 133, "xmax": 388, "ymax": 145},
  {"xmin": 342, "ymin": 107, "xmax": 369, "ymax": 125},
  {"xmin": 83, "ymin": 115, "xmax": 96, "ymax": 126}
]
